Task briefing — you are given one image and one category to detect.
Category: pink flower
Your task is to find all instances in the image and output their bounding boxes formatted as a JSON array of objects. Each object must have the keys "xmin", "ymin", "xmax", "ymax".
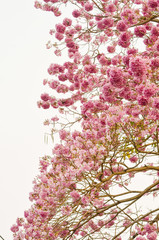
[
  {"xmin": 41, "ymin": 93, "xmax": 50, "ymax": 101},
  {"xmin": 155, "ymin": 40, "xmax": 159, "ymax": 51},
  {"xmin": 109, "ymin": 67, "xmax": 125, "ymax": 88},
  {"xmin": 84, "ymin": 64, "xmax": 97, "ymax": 73},
  {"xmin": 107, "ymin": 45, "xmax": 116, "ymax": 53},
  {"xmin": 137, "ymin": 96, "xmax": 148, "ymax": 106},
  {"xmin": 11, "ymin": 224, "xmax": 19, "ymax": 233},
  {"xmin": 136, "ymin": 237, "xmax": 146, "ymax": 240},
  {"xmin": 34, "ymin": 1, "xmax": 42, "ymax": 9},
  {"xmin": 153, "ymin": 98, "xmax": 159, "ymax": 109},
  {"xmin": 51, "ymin": 116, "xmax": 59, "ymax": 121},
  {"xmin": 151, "ymin": 26, "xmax": 159, "ymax": 36},
  {"xmin": 143, "ymin": 86, "xmax": 156, "ymax": 98},
  {"xmin": 72, "ymin": 9, "xmax": 81, "ymax": 18},
  {"xmin": 42, "ymin": 101, "xmax": 50, "ymax": 109},
  {"xmin": 98, "ymin": 55, "xmax": 108, "ymax": 65},
  {"xmin": 106, "ymin": 3, "xmax": 116, "ymax": 12},
  {"xmin": 147, "ymin": 232, "xmax": 157, "ymax": 240},
  {"xmin": 129, "ymin": 156, "xmax": 138, "ymax": 163},
  {"xmin": 63, "ymin": 18, "xmax": 72, "ymax": 26},
  {"xmin": 102, "ymin": 84, "xmax": 113, "ymax": 98},
  {"xmin": 129, "ymin": 57, "xmax": 146, "ymax": 77},
  {"xmin": 151, "ymin": 58, "xmax": 159, "ymax": 68},
  {"xmin": 49, "ymin": 80, "xmax": 59, "ymax": 89},
  {"xmin": 16, "ymin": 218, "xmax": 24, "ymax": 226},
  {"xmin": 59, "ymin": 129, "xmax": 68, "ymax": 140},
  {"xmin": 61, "ymin": 205, "xmax": 72, "ymax": 215},
  {"xmin": 148, "ymin": 0, "xmax": 158, "ymax": 8},
  {"xmin": 58, "ymin": 74, "xmax": 67, "ymax": 81},
  {"xmin": 55, "ymin": 32, "xmax": 64, "ymax": 41},
  {"xmin": 39, "ymin": 210, "xmax": 49, "ymax": 218},
  {"xmin": 80, "ymin": 231, "xmax": 87, "ymax": 237},
  {"xmin": 84, "ymin": 2, "xmax": 93, "ymax": 11},
  {"xmin": 121, "ymin": 8, "xmax": 137, "ymax": 25},
  {"xmin": 118, "ymin": 31, "xmax": 131, "ymax": 48},
  {"xmin": 81, "ymin": 196, "xmax": 89, "ymax": 205},
  {"xmin": 134, "ymin": 26, "xmax": 146, "ymax": 37},
  {"xmin": 97, "ymin": 18, "xmax": 114, "ymax": 30},
  {"xmin": 70, "ymin": 190, "xmax": 80, "ymax": 201},
  {"xmin": 116, "ymin": 20, "xmax": 128, "ymax": 32},
  {"xmin": 56, "ymin": 84, "xmax": 69, "ymax": 93},
  {"xmin": 55, "ymin": 23, "xmax": 66, "ymax": 34},
  {"xmin": 127, "ymin": 48, "xmax": 138, "ymax": 55}
]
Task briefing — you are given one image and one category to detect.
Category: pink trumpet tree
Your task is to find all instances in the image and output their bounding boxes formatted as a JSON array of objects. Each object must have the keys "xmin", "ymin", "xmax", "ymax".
[{"xmin": 12, "ymin": 0, "xmax": 159, "ymax": 239}]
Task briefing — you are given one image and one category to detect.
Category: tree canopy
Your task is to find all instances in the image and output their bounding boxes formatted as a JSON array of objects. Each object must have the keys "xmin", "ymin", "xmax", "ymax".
[{"xmin": 11, "ymin": 0, "xmax": 159, "ymax": 239}]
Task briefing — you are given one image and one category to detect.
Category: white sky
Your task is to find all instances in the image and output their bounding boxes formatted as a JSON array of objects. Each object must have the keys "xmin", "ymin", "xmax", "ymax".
[{"xmin": 0, "ymin": 1, "xmax": 59, "ymax": 239}]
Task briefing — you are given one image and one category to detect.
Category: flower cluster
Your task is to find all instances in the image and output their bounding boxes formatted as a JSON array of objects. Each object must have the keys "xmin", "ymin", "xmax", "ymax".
[{"xmin": 12, "ymin": 0, "xmax": 159, "ymax": 239}]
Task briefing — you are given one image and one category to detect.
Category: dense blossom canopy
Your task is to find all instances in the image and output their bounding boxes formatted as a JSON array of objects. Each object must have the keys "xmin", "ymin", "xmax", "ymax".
[{"xmin": 11, "ymin": 0, "xmax": 159, "ymax": 239}]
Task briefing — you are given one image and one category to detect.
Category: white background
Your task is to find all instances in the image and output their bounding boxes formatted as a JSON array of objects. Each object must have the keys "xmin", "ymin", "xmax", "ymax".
[{"xmin": 0, "ymin": 1, "xmax": 59, "ymax": 239}]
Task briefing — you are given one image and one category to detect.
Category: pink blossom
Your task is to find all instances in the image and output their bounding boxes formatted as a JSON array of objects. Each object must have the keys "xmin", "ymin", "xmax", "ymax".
[
  {"xmin": 151, "ymin": 26, "xmax": 159, "ymax": 36},
  {"xmin": 84, "ymin": 2, "xmax": 93, "ymax": 11},
  {"xmin": 109, "ymin": 67, "xmax": 125, "ymax": 88},
  {"xmin": 118, "ymin": 31, "xmax": 132, "ymax": 48},
  {"xmin": 41, "ymin": 93, "xmax": 50, "ymax": 101},
  {"xmin": 80, "ymin": 231, "xmax": 87, "ymax": 237},
  {"xmin": 107, "ymin": 45, "xmax": 116, "ymax": 53},
  {"xmin": 129, "ymin": 156, "xmax": 138, "ymax": 163},
  {"xmin": 81, "ymin": 196, "xmax": 89, "ymax": 205},
  {"xmin": 49, "ymin": 80, "xmax": 59, "ymax": 89},
  {"xmin": 75, "ymin": 24, "xmax": 82, "ymax": 31},
  {"xmin": 48, "ymin": 63, "xmax": 64, "ymax": 75},
  {"xmin": 98, "ymin": 55, "xmax": 107, "ymax": 65},
  {"xmin": 136, "ymin": 237, "xmax": 146, "ymax": 240},
  {"xmin": 34, "ymin": 1, "xmax": 42, "ymax": 9},
  {"xmin": 55, "ymin": 32, "xmax": 64, "ymax": 41},
  {"xmin": 153, "ymin": 98, "xmax": 159, "ymax": 109},
  {"xmin": 16, "ymin": 218, "xmax": 23, "ymax": 227},
  {"xmin": 56, "ymin": 84, "xmax": 69, "ymax": 93},
  {"xmin": 137, "ymin": 96, "xmax": 148, "ymax": 106},
  {"xmin": 58, "ymin": 73, "xmax": 67, "ymax": 81},
  {"xmin": 127, "ymin": 48, "xmax": 138, "ymax": 55},
  {"xmin": 11, "ymin": 224, "xmax": 19, "ymax": 233},
  {"xmin": 59, "ymin": 129, "xmax": 68, "ymax": 140},
  {"xmin": 121, "ymin": 8, "xmax": 137, "ymax": 25},
  {"xmin": 102, "ymin": 84, "xmax": 113, "ymax": 98},
  {"xmin": 63, "ymin": 18, "xmax": 72, "ymax": 26},
  {"xmin": 155, "ymin": 40, "xmax": 159, "ymax": 51},
  {"xmin": 129, "ymin": 57, "xmax": 146, "ymax": 77},
  {"xmin": 143, "ymin": 85, "xmax": 156, "ymax": 98},
  {"xmin": 148, "ymin": 0, "xmax": 158, "ymax": 8},
  {"xmin": 97, "ymin": 18, "xmax": 114, "ymax": 30},
  {"xmin": 42, "ymin": 101, "xmax": 50, "ymax": 109},
  {"xmin": 116, "ymin": 20, "xmax": 128, "ymax": 32},
  {"xmin": 39, "ymin": 210, "xmax": 49, "ymax": 218},
  {"xmin": 72, "ymin": 9, "xmax": 81, "ymax": 18},
  {"xmin": 55, "ymin": 23, "xmax": 66, "ymax": 34},
  {"xmin": 70, "ymin": 190, "xmax": 80, "ymax": 201},
  {"xmin": 106, "ymin": 3, "xmax": 116, "ymax": 12},
  {"xmin": 51, "ymin": 116, "xmax": 59, "ymax": 121},
  {"xmin": 84, "ymin": 64, "xmax": 97, "ymax": 73},
  {"xmin": 134, "ymin": 26, "xmax": 146, "ymax": 37},
  {"xmin": 151, "ymin": 58, "xmax": 159, "ymax": 68},
  {"xmin": 61, "ymin": 205, "xmax": 72, "ymax": 215},
  {"xmin": 147, "ymin": 232, "xmax": 157, "ymax": 240}
]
